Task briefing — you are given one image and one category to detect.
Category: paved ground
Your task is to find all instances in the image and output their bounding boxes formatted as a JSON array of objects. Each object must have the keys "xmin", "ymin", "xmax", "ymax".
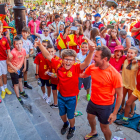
[{"xmin": 0, "ymin": 56, "xmax": 140, "ymax": 140}]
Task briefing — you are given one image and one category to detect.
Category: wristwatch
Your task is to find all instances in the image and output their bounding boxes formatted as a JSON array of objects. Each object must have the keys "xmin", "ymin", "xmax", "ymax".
[{"xmin": 35, "ymin": 73, "xmax": 39, "ymax": 76}]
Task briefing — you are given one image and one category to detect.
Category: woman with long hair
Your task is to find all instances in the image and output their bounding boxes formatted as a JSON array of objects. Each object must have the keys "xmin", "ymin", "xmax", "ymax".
[
  {"xmin": 83, "ymin": 20, "xmax": 91, "ymax": 39},
  {"xmin": 38, "ymin": 21, "xmax": 46, "ymax": 34},
  {"xmin": 101, "ymin": 28, "xmax": 121, "ymax": 53}
]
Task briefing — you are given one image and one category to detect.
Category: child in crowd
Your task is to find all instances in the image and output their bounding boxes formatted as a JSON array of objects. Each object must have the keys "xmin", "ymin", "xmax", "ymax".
[
  {"xmin": 7, "ymin": 36, "xmax": 28, "ymax": 105},
  {"xmin": 21, "ymin": 27, "xmax": 34, "ymax": 89},
  {"xmin": 116, "ymin": 55, "xmax": 140, "ymax": 130},
  {"xmin": 109, "ymin": 45, "xmax": 126, "ymax": 72},
  {"xmin": 118, "ymin": 47, "xmax": 138, "ymax": 117},
  {"xmin": 35, "ymin": 39, "xmax": 95, "ymax": 139},
  {"xmin": 34, "ymin": 40, "xmax": 51, "ymax": 104},
  {"xmin": 0, "ymin": 21, "xmax": 12, "ymax": 100},
  {"xmin": 59, "ymin": 24, "xmax": 64, "ymax": 34},
  {"xmin": 45, "ymin": 44, "xmax": 62, "ymax": 108},
  {"xmin": 77, "ymin": 42, "xmax": 91, "ymax": 101}
]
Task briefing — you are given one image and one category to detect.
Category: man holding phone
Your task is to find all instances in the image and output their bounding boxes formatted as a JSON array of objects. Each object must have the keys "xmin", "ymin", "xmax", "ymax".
[{"xmin": 92, "ymin": 13, "xmax": 104, "ymax": 29}]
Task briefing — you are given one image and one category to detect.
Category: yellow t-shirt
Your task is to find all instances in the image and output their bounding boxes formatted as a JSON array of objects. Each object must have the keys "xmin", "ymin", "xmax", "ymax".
[{"xmin": 122, "ymin": 59, "xmax": 138, "ymax": 91}]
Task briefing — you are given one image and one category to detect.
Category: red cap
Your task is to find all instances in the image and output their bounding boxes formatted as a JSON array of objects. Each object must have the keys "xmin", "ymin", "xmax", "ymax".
[{"xmin": 114, "ymin": 45, "xmax": 124, "ymax": 51}]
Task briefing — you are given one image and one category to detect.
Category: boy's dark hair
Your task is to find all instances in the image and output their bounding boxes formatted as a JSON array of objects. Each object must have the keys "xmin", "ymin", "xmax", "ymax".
[
  {"xmin": 129, "ymin": 47, "xmax": 138, "ymax": 54},
  {"xmin": 81, "ymin": 42, "xmax": 88, "ymax": 46},
  {"xmin": 47, "ymin": 44, "xmax": 54, "ymax": 49},
  {"xmin": 22, "ymin": 26, "xmax": 30, "ymax": 33},
  {"xmin": 55, "ymin": 14, "xmax": 60, "ymax": 19},
  {"xmin": 96, "ymin": 46, "xmax": 111, "ymax": 61},
  {"xmin": 13, "ymin": 35, "xmax": 22, "ymax": 44},
  {"xmin": 42, "ymin": 40, "xmax": 50, "ymax": 44},
  {"xmin": 61, "ymin": 49, "xmax": 77, "ymax": 59}
]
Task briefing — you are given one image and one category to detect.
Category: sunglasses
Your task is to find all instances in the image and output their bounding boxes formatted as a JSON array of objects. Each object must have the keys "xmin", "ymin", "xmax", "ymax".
[
  {"xmin": 43, "ymin": 30, "xmax": 48, "ymax": 32},
  {"xmin": 42, "ymin": 24, "xmax": 46, "ymax": 25}
]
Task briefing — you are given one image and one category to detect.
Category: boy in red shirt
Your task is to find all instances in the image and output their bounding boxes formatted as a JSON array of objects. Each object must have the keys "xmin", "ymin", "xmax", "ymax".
[
  {"xmin": 34, "ymin": 40, "xmax": 51, "ymax": 104},
  {"xmin": 116, "ymin": 55, "xmax": 140, "ymax": 130},
  {"xmin": 7, "ymin": 36, "xmax": 28, "ymax": 105},
  {"xmin": 35, "ymin": 39, "xmax": 95, "ymax": 140},
  {"xmin": 0, "ymin": 21, "xmax": 12, "ymax": 100},
  {"xmin": 45, "ymin": 44, "xmax": 62, "ymax": 108}
]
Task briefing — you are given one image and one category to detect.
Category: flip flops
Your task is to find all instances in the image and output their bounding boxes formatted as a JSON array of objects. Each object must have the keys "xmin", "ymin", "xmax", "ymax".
[
  {"xmin": 74, "ymin": 111, "xmax": 83, "ymax": 117},
  {"xmin": 84, "ymin": 133, "xmax": 98, "ymax": 140}
]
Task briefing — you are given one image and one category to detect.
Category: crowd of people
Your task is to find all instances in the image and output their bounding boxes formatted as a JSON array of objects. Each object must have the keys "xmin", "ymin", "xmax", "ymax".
[{"xmin": 0, "ymin": 1, "xmax": 140, "ymax": 140}]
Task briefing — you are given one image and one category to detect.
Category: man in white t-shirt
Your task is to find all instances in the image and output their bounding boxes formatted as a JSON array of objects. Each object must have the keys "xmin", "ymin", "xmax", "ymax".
[{"xmin": 34, "ymin": 24, "xmax": 59, "ymax": 46}]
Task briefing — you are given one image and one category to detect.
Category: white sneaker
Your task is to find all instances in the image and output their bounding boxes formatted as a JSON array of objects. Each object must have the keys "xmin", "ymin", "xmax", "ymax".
[
  {"xmin": 46, "ymin": 97, "xmax": 51, "ymax": 104},
  {"xmin": 43, "ymin": 93, "xmax": 48, "ymax": 101}
]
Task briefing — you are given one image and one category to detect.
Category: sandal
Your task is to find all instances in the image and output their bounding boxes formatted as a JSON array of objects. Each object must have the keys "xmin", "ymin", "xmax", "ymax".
[
  {"xmin": 129, "ymin": 112, "xmax": 135, "ymax": 118},
  {"xmin": 84, "ymin": 133, "xmax": 98, "ymax": 140},
  {"xmin": 118, "ymin": 108, "xmax": 124, "ymax": 115}
]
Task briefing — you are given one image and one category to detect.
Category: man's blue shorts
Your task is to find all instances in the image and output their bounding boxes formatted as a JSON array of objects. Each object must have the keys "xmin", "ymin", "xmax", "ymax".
[{"xmin": 58, "ymin": 92, "xmax": 77, "ymax": 119}]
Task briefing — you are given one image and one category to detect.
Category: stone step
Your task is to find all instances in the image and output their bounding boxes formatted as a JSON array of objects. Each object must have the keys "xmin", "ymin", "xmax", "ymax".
[
  {"xmin": 3, "ymin": 81, "xmax": 42, "ymax": 140},
  {"xmin": 5, "ymin": 80, "xmax": 61, "ymax": 140},
  {"xmin": 0, "ymin": 98, "xmax": 20, "ymax": 140}
]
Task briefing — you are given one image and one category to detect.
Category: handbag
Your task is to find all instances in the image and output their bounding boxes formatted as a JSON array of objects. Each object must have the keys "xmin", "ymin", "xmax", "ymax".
[{"xmin": 132, "ymin": 32, "xmax": 140, "ymax": 46}]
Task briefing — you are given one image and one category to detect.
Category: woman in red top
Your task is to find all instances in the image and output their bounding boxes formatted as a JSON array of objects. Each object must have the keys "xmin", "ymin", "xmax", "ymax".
[{"xmin": 46, "ymin": 14, "xmax": 53, "ymax": 27}]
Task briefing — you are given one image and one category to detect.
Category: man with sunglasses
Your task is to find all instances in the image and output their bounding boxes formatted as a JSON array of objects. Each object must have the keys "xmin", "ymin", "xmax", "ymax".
[{"xmin": 34, "ymin": 23, "xmax": 59, "ymax": 46}]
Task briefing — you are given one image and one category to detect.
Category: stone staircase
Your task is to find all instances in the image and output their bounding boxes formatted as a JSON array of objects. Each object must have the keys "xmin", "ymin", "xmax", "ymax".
[{"xmin": 1, "ymin": 56, "xmax": 140, "ymax": 140}]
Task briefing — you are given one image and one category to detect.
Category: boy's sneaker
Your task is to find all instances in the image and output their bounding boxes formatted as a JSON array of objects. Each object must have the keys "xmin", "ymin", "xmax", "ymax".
[
  {"xmin": 43, "ymin": 93, "xmax": 48, "ymax": 100},
  {"xmin": 86, "ymin": 94, "xmax": 90, "ymax": 101},
  {"xmin": 20, "ymin": 91, "xmax": 28, "ymax": 98},
  {"xmin": 50, "ymin": 103, "xmax": 58, "ymax": 109},
  {"xmin": 115, "ymin": 118, "xmax": 129, "ymax": 125},
  {"xmin": 5, "ymin": 88, "xmax": 12, "ymax": 95},
  {"xmin": 18, "ymin": 97, "xmax": 24, "ymax": 105},
  {"xmin": 61, "ymin": 123, "xmax": 69, "ymax": 135},
  {"xmin": 67, "ymin": 128, "xmax": 75, "ymax": 139},
  {"xmin": 24, "ymin": 83, "xmax": 32, "ymax": 89},
  {"xmin": 1, "ymin": 91, "xmax": 6, "ymax": 99},
  {"xmin": 46, "ymin": 97, "xmax": 51, "ymax": 104}
]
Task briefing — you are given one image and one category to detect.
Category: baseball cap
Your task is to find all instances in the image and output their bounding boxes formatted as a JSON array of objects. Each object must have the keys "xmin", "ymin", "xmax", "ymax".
[
  {"xmin": 94, "ymin": 13, "xmax": 101, "ymax": 18},
  {"xmin": 135, "ymin": 55, "xmax": 140, "ymax": 60},
  {"xmin": 114, "ymin": 45, "xmax": 124, "ymax": 51}
]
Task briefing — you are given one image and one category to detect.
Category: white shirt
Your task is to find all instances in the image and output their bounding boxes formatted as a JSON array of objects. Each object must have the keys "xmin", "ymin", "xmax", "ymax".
[
  {"xmin": 40, "ymin": 33, "xmax": 54, "ymax": 45},
  {"xmin": 22, "ymin": 38, "xmax": 33, "ymax": 55}
]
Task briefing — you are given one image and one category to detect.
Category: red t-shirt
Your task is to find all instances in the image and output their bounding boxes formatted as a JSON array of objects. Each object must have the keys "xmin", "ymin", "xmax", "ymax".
[
  {"xmin": 109, "ymin": 55, "xmax": 126, "ymax": 72},
  {"xmin": 0, "ymin": 36, "xmax": 10, "ymax": 60},
  {"xmin": 47, "ymin": 55, "xmax": 62, "ymax": 85},
  {"xmin": 136, "ymin": 68, "xmax": 140, "ymax": 91},
  {"xmin": 51, "ymin": 58, "xmax": 83, "ymax": 97},
  {"xmin": 34, "ymin": 53, "xmax": 50, "ymax": 80},
  {"xmin": 85, "ymin": 64, "xmax": 123, "ymax": 105},
  {"xmin": 134, "ymin": 22, "xmax": 140, "ymax": 40}
]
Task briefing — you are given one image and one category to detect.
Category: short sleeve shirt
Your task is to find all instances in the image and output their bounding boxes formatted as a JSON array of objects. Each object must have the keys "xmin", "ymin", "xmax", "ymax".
[
  {"xmin": 22, "ymin": 38, "xmax": 33, "ymax": 55},
  {"xmin": 105, "ymin": 34, "xmax": 121, "ymax": 53},
  {"xmin": 0, "ymin": 37, "xmax": 10, "ymax": 60},
  {"xmin": 8, "ymin": 48, "xmax": 26, "ymax": 73},
  {"xmin": 85, "ymin": 64, "xmax": 123, "ymax": 105},
  {"xmin": 34, "ymin": 53, "xmax": 50, "ymax": 80},
  {"xmin": 51, "ymin": 58, "xmax": 83, "ymax": 97},
  {"xmin": 134, "ymin": 22, "xmax": 140, "ymax": 40},
  {"xmin": 28, "ymin": 20, "xmax": 40, "ymax": 34},
  {"xmin": 40, "ymin": 33, "xmax": 54, "ymax": 45}
]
